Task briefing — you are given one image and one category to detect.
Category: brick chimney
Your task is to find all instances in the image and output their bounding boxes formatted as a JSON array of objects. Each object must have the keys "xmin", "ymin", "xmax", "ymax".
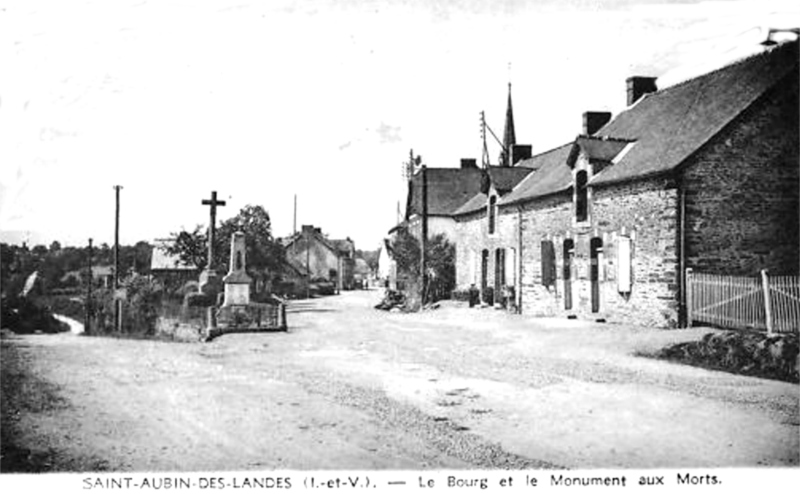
[
  {"xmin": 583, "ymin": 111, "xmax": 612, "ymax": 135},
  {"xmin": 511, "ymin": 144, "xmax": 532, "ymax": 164},
  {"xmin": 626, "ymin": 76, "xmax": 657, "ymax": 106},
  {"xmin": 460, "ymin": 158, "xmax": 478, "ymax": 169}
]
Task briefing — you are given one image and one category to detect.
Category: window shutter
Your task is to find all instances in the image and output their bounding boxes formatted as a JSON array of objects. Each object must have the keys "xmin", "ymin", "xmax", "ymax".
[
  {"xmin": 541, "ymin": 240, "xmax": 556, "ymax": 287},
  {"xmin": 506, "ymin": 248, "xmax": 516, "ymax": 286},
  {"xmin": 617, "ymin": 236, "xmax": 632, "ymax": 292},
  {"xmin": 469, "ymin": 250, "xmax": 476, "ymax": 284}
]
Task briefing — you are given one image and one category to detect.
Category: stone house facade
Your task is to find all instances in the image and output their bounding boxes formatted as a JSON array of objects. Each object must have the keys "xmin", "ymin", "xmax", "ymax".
[
  {"xmin": 490, "ymin": 41, "xmax": 799, "ymax": 328},
  {"xmin": 452, "ymin": 167, "xmax": 537, "ymax": 307}
]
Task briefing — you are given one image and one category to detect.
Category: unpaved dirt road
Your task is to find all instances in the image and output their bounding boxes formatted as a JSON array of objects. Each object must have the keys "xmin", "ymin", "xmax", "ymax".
[{"xmin": 2, "ymin": 289, "xmax": 798, "ymax": 472}]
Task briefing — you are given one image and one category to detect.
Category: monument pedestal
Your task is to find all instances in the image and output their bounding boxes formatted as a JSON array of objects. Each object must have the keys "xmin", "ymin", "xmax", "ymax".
[{"xmin": 204, "ymin": 231, "xmax": 287, "ymax": 341}]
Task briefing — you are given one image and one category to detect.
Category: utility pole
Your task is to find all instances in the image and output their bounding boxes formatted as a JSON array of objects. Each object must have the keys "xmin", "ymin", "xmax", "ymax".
[
  {"xmin": 113, "ymin": 185, "xmax": 122, "ymax": 332},
  {"xmin": 420, "ymin": 164, "xmax": 428, "ymax": 307},
  {"xmin": 480, "ymin": 111, "xmax": 490, "ymax": 168},
  {"xmin": 306, "ymin": 231, "xmax": 311, "ymax": 299},
  {"xmin": 85, "ymin": 238, "xmax": 93, "ymax": 335}
]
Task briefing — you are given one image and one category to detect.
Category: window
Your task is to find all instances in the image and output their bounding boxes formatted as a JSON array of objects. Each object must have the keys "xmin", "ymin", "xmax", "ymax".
[
  {"xmin": 488, "ymin": 196, "xmax": 497, "ymax": 234},
  {"xmin": 576, "ymin": 170, "xmax": 588, "ymax": 222},
  {"xmin": 541, "ymin": 240, "xmax": 556, "ymax": 287}
]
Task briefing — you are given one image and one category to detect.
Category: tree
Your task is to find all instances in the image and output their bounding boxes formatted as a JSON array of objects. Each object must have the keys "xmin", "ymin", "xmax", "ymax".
[
  {"xmin": 169, "ymin": 226, "xmax": 208, "ymax": 270},
  {"xmin": 389, "ymin": 228, "xmax": 455, "ymax": 305},
  {"xmin": 356, "ymin": 249, "xmax": 379, "ymax": 272},
  {"xmin": 167, "ymin": 205, "xmax": 285, "ymax": 290}
]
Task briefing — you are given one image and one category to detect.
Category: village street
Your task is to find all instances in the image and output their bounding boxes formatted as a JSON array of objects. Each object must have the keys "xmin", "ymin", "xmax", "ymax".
[{"xmin": 1, "ymin": 289, "xmax": 798, "ymax": 472}]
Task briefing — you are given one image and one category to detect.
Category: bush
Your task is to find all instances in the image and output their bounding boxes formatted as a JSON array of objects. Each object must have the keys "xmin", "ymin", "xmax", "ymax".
[
  {"xmin": 1, "ymin": 295, "xmax": 70, "ymax": 334},
  {"xmin": 90, "ymin": 275, "xmax": 164, "ymax": 336},
  {"xmin": 184, "ymin": 292, "xmax": 214, "ymax": 308}
]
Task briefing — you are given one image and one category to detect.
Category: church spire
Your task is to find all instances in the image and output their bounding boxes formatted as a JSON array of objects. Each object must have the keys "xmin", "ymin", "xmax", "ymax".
[{"xmin": 499, "ymin": 82, "xmax": 516, "ymax": 167}]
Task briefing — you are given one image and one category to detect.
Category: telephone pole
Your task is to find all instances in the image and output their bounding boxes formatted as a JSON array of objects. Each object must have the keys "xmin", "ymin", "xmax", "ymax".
[
  {"xmin": 85, "ymin": 238, "xmax": 93, "ymax": 335},
  {"xmin": 420, "ymin": 164, "xmax": 428, "ymax": 307},
  {"xmin": 113, "ymin": 185, "xmax": 123, "ymax": 332}
]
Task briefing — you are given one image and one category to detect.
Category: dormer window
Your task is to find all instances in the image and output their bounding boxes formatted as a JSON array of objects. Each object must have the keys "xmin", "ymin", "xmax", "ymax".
[
  {"xmin": 488, "ymin": 195, "xmax": 497, "ymax": 234},
  {"xmin": 576, "ymin": 170, "xmax": 589, "ymax": 222}
]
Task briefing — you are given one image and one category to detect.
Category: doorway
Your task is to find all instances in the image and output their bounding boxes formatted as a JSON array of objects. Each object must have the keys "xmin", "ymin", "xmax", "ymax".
[{"xmin": 563, "ymin": 239, "xmax": 574, "ymax": 310}]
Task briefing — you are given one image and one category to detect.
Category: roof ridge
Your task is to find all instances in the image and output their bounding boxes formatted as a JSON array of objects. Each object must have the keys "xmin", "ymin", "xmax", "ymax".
[
  {"xmin": 576, "ymin": 134, "xmax": 636, "ymax": 143},
  {"xmin": 520, "ymin": 142, "xmax": 574, "ymax": 162},
  {"xmin": 646, "ymin": 39, "xmax": 796, "ymax": 100}
]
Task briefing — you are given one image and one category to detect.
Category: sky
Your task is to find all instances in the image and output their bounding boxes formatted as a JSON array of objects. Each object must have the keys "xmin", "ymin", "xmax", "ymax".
[{"xmin": 1, "ymin": 0, "xmax": 799, "ymax": 250}]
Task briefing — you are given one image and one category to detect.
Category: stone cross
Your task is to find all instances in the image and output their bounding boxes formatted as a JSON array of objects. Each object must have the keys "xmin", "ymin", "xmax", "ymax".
[{"xmin": 201, "ymin": 191, "xmax": 226, "ymax": 269}]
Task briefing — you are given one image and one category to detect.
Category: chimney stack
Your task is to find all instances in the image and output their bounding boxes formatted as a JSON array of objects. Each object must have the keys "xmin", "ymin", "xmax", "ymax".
[
  {"xmin": 460, "ymin": 158, "xmax": 478, "ymax": 169},
  {"xmin": 626, "ymin": 76, "xmax": 657, "ymax": 106},
  {"xmin": 511, "ymin": 144, "xmax": 532, "ymax": 165},
  {"xmin": 583, "ymin": 111, "xmax": 612, "ymax": 135}
]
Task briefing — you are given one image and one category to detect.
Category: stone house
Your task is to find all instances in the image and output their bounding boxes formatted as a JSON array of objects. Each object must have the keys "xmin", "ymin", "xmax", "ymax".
[
  {"xmin": 452, "ymin": 165, "xmax": 538, "ymax": 306},
  {"xmin": 400, "ymin": 163, "xmax": 487, "ymax": 241},
  {"xmin": 457, "ymin": 40, "xmax": 799, "ymax": 328},
  {"xmin": 377, "ymin": 238, "xmax": 398, "ymax": 288},
  {"xmin": 149, "ymin": 239, "xmax": 199, "ymax": 294},
  {"xmin": 283, "ymin": 225, "xmax": 356, "ymax": 290}
]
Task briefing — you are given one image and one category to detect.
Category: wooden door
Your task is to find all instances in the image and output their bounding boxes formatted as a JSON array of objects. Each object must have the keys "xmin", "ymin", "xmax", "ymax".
[
  {"xmin": 590, "ymin": 238, "xmax": 602, "ymax": 313},
  {"xmin": 563, "ymin": 239, "xmax": 574, "ymax": 310}
]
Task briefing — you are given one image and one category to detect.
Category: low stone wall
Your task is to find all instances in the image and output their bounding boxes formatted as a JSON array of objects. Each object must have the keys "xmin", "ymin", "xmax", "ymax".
[
  {"xmin": 654, "ymin": 331, "xmax": 799, "ymax": 383},
  {"xmin": 155, "ymin": 316, "xmax": 204, "ymax": 342}
]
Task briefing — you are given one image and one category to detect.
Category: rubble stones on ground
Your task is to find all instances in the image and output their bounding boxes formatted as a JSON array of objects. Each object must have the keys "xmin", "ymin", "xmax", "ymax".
[
  {"xmin": 656, "ymin": 330, "xmax": 799, "ymax": 383},
  {"xmin": 374, "ymin": 290, "xmax": 406, "ymax": 311}
]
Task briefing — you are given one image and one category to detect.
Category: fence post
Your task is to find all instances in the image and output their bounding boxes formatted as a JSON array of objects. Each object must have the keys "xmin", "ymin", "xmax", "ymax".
[
  {"xmin": 761, "ymin": 270, "xmax": 773, "ymax": 334},
  {"xmin": 685, "ymin": 268, "xmax": 693, "ymax": 328}
]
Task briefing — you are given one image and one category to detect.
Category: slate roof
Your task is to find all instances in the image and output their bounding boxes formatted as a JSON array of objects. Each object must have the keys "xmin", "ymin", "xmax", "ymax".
[
  {"xmin": 282, "ymin": 229, "xmax": 354, "ymax": 258},
  {"xmin": 567, "ymin": 136, "xmax": 633, "ymax": 167},
  {"xmin": 406, "ymin": 165, "xmax": 535, "ymax": 218},
  {"xmin": 406, "ymin": 167, "xmax": 486, "ymax": 217},
  {"xmin": 452, "ymin": 192, "xmax": 488, "ymax": 217},
  {"xmin": 501, "ymin": 40, "xmax": 798, "ymax": 204},
  {"xmin": 488, "ymin": 166, "xmax": 536, "ymax": 192},
  {"xmin": 328, "ymin": 238, "xmax": 355, "ymax": 256},
  {"xmin": 500, "ymin": 143, "xmax": 575, "ymax": 205},
  {"xmin": 592, "ymin": 40, "xmax": 798, "ymax": 186}
]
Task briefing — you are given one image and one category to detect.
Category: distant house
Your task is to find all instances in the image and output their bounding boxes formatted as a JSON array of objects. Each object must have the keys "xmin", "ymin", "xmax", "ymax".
[
  {"xmin": 353, "ymin": 258, "xmax": 371, "ymax": 288},
  {"xmin": 282, "ymin": 225, "xmax": 357, "ymax": 290},
  {"xmin": 61, "ymin": 265, "xmax": 115, "ymax": 288},
  {"xmin": 459, "ymin": 40, "xmax": 799, "ymax": 328},
  {"xmin": 377, "ymin": 239, "xmax": 397, "ymax": 289}
]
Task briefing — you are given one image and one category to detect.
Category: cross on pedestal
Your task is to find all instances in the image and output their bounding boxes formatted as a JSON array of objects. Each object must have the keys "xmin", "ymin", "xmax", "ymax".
[{"xmin": 202, "ymin": 191, "xmax": 226, "ymax": 269}]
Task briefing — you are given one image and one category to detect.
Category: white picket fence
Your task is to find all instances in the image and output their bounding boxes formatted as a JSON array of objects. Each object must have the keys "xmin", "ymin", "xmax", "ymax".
[{"xmin": 686, "ymin": 269, "xmax": 800, "ymax": 333}]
